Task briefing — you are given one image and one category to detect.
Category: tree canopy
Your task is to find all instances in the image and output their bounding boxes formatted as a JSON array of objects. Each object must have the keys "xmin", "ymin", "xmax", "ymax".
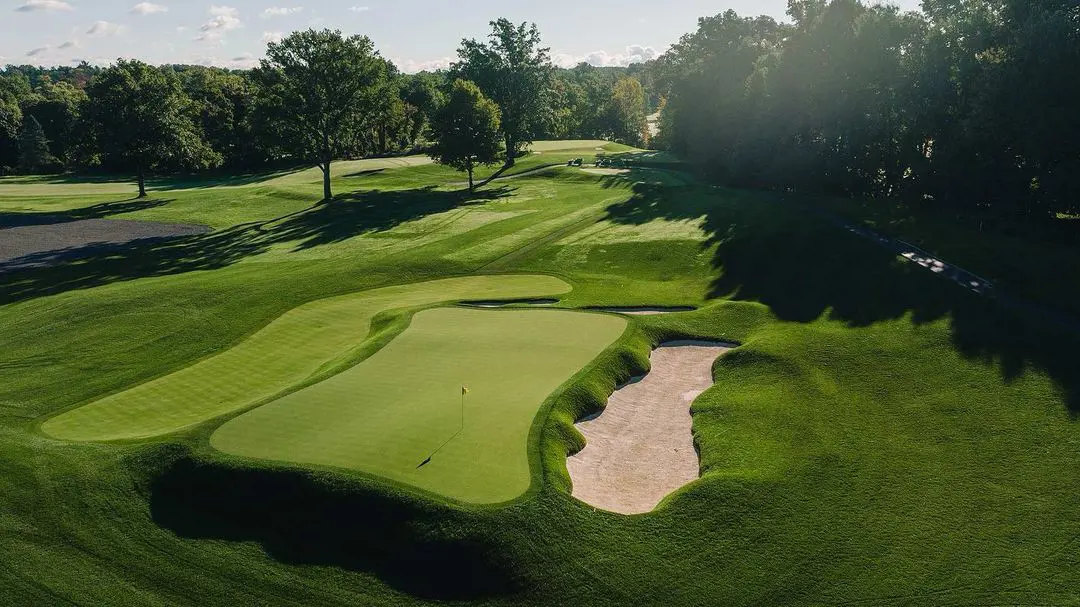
[
  {"xmin": 453, "ymin": 19, "xmax": 552, "ymax": 166},
  {"xmin": 253, "ymin": 29, "xmax": 387, "ymax": 200},
  {"xmin": 84, "ymin": 59, "xmax": 218, "ymax": 197},
  {"xmin": 429, "ymin": 79, "xmax": 503, "ymax": 191}
]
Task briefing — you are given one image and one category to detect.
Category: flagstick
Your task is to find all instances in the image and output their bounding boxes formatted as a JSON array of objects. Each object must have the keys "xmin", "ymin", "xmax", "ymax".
[{"xmin": 417, "ymin": 386, "xmax": 468, "ymax": 469}]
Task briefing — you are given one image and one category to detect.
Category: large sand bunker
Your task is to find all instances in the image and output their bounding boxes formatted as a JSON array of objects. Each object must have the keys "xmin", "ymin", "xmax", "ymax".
[{"xmin": 568, "ymin": 340, "xmax": 733, "ymax": 515}]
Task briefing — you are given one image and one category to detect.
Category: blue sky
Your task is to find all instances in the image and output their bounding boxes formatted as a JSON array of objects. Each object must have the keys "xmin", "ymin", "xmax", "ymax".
[{"xmin": 3, "ymin": 0, "xmax": 924, "ymax": 71}]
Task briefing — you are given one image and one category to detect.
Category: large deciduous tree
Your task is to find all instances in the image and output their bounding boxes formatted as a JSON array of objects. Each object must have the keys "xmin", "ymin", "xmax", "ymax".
[
  {"xmin": 85, "ymin": 60, "xmax": 219, "ymax": 197},
  {"xmin": 453, "ymin": 19, "xmax": 551, "ymax": 167},
  {"xmin": 430, "ymin": 79, "xmax": 503, "ymax": 191},
  {"xmin": 253, "ymin": 29, "xmax": 387, "ymax": 200},
  {"xmin": 607, "ymin": 76, "xmax": 648, "ymax": 147}
]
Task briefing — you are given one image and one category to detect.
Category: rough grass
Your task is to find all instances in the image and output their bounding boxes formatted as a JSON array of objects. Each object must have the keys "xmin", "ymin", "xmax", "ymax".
[
  {"xmin": 212, "ymin": 307, "xmax": 627, "ymax": 504},
  {"xmin": 2, "ymin": 142, "xmax": 1080, "ymax": 605}
]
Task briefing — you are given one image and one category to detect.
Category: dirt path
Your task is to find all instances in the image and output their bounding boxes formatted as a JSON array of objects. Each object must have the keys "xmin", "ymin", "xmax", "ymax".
[{"xmin": 567, "ymin": 341, "xmax": 733, "ymax": 515}]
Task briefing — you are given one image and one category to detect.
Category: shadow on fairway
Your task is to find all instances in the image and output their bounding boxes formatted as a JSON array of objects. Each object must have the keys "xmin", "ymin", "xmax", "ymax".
[
  {"xmin": 150, "ymin": 457, "xmax": 523, "ymax": 600},
  {"xmin": 0, "ymin": 197, "xmax": 172, "ymax": 228},
  {"xmin": 5, "ymin": 166, "xmax": 302, "ymax": 191},
  {"xmin": 0, "ymin": 186, "xmax": 512, "ymax": 304},
  {"xmin": 601, "ymin": 181, "xmax": 1080, "ymax": 414}
]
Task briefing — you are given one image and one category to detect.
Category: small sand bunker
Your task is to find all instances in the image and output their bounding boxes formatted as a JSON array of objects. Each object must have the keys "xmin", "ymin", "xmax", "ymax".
[
  {"xmin": 592, "ymin": 306, "xmax": 696, "ymax": 316},
  {"xmin": 567, "ymin": 340, "xmax": 733, "ymax": 515},
  {"xmin": 582, "ymin": 168, "xmax": 630, "ymax": 176}
]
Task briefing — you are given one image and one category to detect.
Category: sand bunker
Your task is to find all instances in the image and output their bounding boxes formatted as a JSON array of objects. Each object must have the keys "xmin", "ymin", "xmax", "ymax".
[
  {"xmin": 582, "ymin": 168, "xmax": 630, "ymax": 176},
  {"xmin": 0, "ymin": 217, "xmax": 208, "ymax": 271},
  {"xmin": 591, "ymin": 306, "xmax": 696, "ymax": 316},
  {"xmin": 567, "ymin": 340, "xmax": 733, "ymax": 515}
]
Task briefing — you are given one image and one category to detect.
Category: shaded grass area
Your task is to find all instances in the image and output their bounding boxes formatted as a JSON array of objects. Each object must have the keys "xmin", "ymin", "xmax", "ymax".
[
  {"xmin": 4, "ymin": 148, "xmax": 1080, "ymax": 605},
  {"xmin": 819, "ymin": 195, "xmax": 1080, "ymax": 321}
]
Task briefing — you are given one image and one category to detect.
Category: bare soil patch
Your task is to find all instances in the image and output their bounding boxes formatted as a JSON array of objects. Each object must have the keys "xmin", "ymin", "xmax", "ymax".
[
  {"xmin": 0, "ymin": 217, "xmax": 209, "ymax": 272},
  {"xmin": 567, "ymin": 340, "xmax": 733, "ymax": 515}
]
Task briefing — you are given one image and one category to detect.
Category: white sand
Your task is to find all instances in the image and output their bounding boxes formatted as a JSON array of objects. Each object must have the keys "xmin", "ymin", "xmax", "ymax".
[
  {"xmin": 581, "ymin": 168, "xmax": 629, "ymax": 176},
  {"xmin": 567, "ymin": 341, "xmax": 733, "ymax": 515}
]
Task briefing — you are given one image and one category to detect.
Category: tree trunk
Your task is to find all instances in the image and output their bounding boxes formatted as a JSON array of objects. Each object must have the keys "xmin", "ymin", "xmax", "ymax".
[
  {"xmin": 467, "ymin": 165, "xmax": 474, "ymax": 192},
  {"xmin": 504, "ymin": 133, "xmax": 516, "ymax": 167},
  {"xmin": 379, "ymin": 125, "xmax": 387, "ymax": 155},
  {"xmin": 137, "ymin": 163, "xmax": 147, "ymax": 198},
  {"xmin": 322, "ymin": 161, "xmax": 332, "ymax": 200}
]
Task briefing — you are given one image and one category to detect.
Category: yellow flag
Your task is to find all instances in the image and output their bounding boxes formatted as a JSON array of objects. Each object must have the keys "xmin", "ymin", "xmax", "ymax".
[{"xmin": 461, "ymin": 386, "xmax": 469, "ymax": 395}]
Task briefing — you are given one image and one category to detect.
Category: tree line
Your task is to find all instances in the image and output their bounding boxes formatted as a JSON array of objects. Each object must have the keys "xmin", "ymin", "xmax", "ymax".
[
  {"xmin": 0, "ymin": 19, "xmax": 653, "ymax": 198},
  {"xmin": 654, "ymin": 0, "xmax": 1080, "ymax": 222}
]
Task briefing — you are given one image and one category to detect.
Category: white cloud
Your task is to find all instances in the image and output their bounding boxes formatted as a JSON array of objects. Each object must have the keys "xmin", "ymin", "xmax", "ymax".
[
  {"xmin": 262, "ymin": 6, "xmax": 302, "ymax": 18},
  {"xmin": 394, "ymin": 56, "xmax": 453, "ymax": 74},
  {"xmin": 58, "ymin": 40, "xmax": 78, "ymax": 49},
  {"xmin": 262, "ymin": 31, "xmax": 284, "ymax": 44},
  {"xmin": 553, "ymin": 44, "xmax": 663, "ymax": 68},
  {"xmin": 228, "ymin": 52, "xmax": 259, "ymax": 69},
  {"xmin": 348, "ymin": 6, "xmax": 369, "ymax": 12},
  {"xmin": 130, "ymin": 2, "xmax": 168, "ymax": 15},
  {"xmin": 14, "ymin": 0, "xmax": 72, "ymax": 12},
  {"xmin": 27, "ymin": 46, "xmax": 50, "ymax": 57},
  {"xmin": 197, "ymin": 5, "xmax": 242, "ymax": 43},
  {"xmin": 87, "ymin": 20, "xmax": 125, "ymax": 36}
]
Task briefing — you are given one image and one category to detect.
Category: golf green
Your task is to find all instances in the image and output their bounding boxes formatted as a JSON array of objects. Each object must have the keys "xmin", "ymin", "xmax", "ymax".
[
  {"xmin": 42, "ymin": 275, "xmax": 571, "ymax": 442},
  {"xmin": 210, "ymin": 308, "xmax": 628, "ymax": 504}
]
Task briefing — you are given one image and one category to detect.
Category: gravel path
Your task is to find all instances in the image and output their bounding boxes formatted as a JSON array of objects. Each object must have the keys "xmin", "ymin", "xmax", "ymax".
[{"xmin": 0, "ymin": 217, "xmax": 209, "ymax": 272}]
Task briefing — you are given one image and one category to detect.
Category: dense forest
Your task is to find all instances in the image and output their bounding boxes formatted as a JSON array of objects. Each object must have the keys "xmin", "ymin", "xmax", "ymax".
[
  {"xmin": 657, "ymin": 0, "xmax": 1080, "ymax": 222},
  {"xmin": 2, "ymin": 0, "xmax": 1078, "ymax": 222}
]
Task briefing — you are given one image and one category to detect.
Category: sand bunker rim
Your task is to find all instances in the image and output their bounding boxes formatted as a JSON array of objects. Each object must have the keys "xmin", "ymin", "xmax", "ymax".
[
  {"xmin": 568, "ymin": 340, "xmax": 734, "ymax": 515},
  {"xmin": 458, "ymin": 298, "xmax": 561, "ymax": 308},
  {"xmin": 587, "ymin": 306, "xmax": 698, "ymax": 316}
]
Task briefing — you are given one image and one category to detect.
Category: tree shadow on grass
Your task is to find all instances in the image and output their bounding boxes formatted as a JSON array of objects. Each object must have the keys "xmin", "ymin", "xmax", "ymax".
[
  {"xmin": 150, "ymin": 457, "xmax": 523, "ymax": 601},
  {"xmin": 0, "ymin": 186, "xmax": 512, "ymax": 305},
  {"xmin": 6, "ymin": 166, "xmax": 304, "ymax": 191},
  {"xmin": 0, "ymin": 198, "xmax": 173, "ymax": 228},
  {"xmin": 602, "ymin": 182, "xmax": 1080, "ymax": 414}
]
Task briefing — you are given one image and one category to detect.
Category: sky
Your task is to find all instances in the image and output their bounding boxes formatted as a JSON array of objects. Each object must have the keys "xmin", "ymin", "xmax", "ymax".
[{"xmin": 2, "ymin": 0, "xmax": 924, "ymax": 72}]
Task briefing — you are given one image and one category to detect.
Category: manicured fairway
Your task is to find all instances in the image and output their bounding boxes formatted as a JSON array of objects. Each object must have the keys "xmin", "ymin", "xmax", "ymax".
[
  {"xmin": 41, "ymin": 275, "xmax": 571, "ymax": 442},
  {"xmin": 211, "ymin": 307, "xmax": 628, "ymax": 503}
]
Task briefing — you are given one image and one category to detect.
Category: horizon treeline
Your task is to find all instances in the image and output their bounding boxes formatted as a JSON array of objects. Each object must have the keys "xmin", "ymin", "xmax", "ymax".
[
  {"xmin": 2, "ymin": 0, "xmax": 1078, "ymax": 225},
  {"xmin": 656, "ymin": 0, "xmax": 1080, "ymax": 221},
  {"xmin": 0, "ymin": 42, "xmax": 655, "ymax": 178}
]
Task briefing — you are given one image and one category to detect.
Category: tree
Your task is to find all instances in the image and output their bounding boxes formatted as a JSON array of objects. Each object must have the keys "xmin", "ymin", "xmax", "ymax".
[
  {"xmin": 253, "ymin": 29, "xmax": 387, "ymax": 200},
  {"xmin": 607, "ymin": 76, "xmax": 648, "ymax": 146},
  {"xmin": 20, "ymin": 80, "xmax": 87, "ymax": 165},
  {"xmin": 17, "ymin": 115, "xmax": 56, "ymax": 173},
  {"xmin": 453, "ymin": 19, "xmax": 551, "ymax": 166},
  {"xmin": 430, "ymin": 79, "xmax": 502, "ymax": 191},
  {"xmin": 85, "ymin": 60, "xmax": 218, "ymax": 197}
]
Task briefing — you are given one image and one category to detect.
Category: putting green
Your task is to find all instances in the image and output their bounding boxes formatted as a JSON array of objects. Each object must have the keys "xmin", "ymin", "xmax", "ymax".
[
  {"xmin": 42, "ymin": 275, "xmax": 571, "ymax": 442},
  {"xmin": 211, "ymin": 308, "xmax": 628, "ymax": 504}
]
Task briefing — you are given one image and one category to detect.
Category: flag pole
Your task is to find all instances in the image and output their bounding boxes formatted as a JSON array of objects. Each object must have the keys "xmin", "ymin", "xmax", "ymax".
[{"xmin": 417, "ymin": 385, "xmax": 468, "ymax": 469}]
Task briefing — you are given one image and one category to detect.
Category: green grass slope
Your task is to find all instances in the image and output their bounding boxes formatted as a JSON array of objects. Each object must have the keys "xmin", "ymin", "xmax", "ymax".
[
  {"xmin": 212, "ymin": 307, "xmax": 627, "ymax": 504},
  {"xmin": 2, "ymin": 142, "xmax": 1079, "ymax": 605},
  {"xmin": 42, "ymin": 275, "xmax": 571, "ymax": 442}
]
